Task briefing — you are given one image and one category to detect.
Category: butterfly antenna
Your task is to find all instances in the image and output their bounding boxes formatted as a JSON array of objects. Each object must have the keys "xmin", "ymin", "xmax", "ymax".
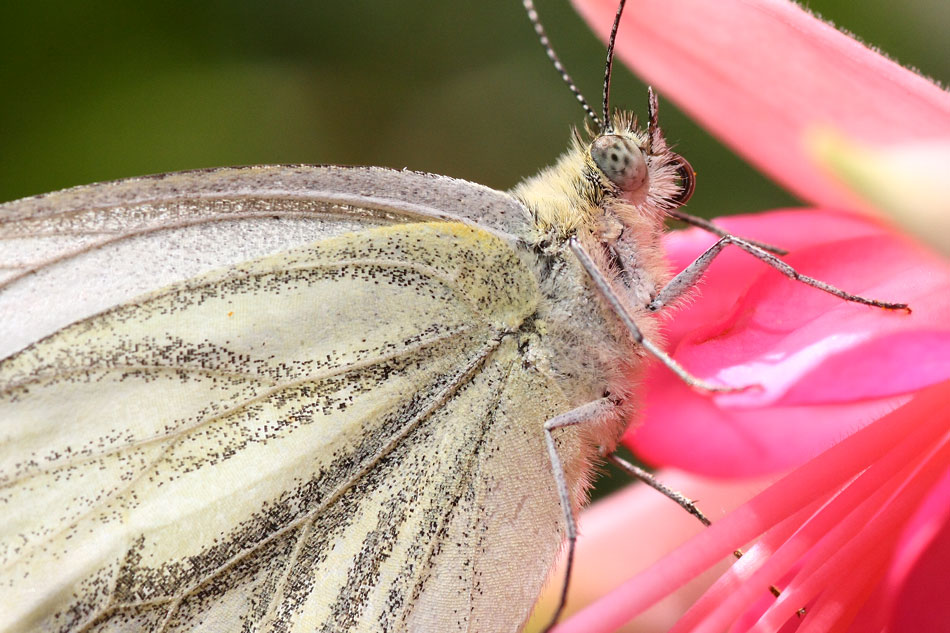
[
  {"xmin": 601, "ymin": 0, "xmax": 628, "ymax": 133},
  {"xmin": 522, "ymin": 0, "xmax": 602, "ymax": 129}
]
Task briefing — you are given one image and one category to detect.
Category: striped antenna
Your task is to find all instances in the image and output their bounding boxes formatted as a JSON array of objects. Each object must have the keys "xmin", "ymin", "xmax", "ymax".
[
  {"xmin": 601, "ymin": 0, "xmax": 628, "ymax": 132},
  {"xmin": 522, "ymin": 0, "xmax": 601, "ymax": 129}
]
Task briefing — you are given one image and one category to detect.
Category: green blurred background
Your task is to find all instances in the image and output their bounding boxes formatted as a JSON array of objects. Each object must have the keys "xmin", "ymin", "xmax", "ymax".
[{"xmin": 1, "ymin": 1, "xmax": 947, "ymax": 217}]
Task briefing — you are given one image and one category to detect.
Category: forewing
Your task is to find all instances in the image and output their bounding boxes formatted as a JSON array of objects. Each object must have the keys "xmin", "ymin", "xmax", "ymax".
[
  {"xmin": 0, "ymin": 221, "xmax": 542, "ymax": 633},
  {"xmin": 0, "ymin": 165, "xmax": 529, "ymax": 358}
]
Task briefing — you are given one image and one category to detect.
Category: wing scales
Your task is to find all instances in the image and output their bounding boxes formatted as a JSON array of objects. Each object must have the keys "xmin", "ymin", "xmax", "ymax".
[
  {"xmin": 204, "ymin": 339, "xmax": 575, "ymax": 633},
  {"xmin": 1, "ymin": 220, "xmax": 544, "ymax": 633},
  {"xmin": 404, "ymin": 351, "xmax": 590, "ymax": 633},
  {"xmin": 0, "ymin": 166, "xmax": 530, "ymax": 359},
  {"xmin": 225, "ymin": 338, "xmax": 587, "ymax": 633}
]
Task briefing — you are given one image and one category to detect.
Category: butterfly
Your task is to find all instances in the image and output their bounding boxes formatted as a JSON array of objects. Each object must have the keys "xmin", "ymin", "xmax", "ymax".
[{"xmin": 0, "ymin": 2, "xmax": 905, "ymax": 632}]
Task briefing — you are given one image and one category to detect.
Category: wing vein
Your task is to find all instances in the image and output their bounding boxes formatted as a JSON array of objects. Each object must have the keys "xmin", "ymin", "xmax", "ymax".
[
  {"xmin": 64, "ymin": 333, "xmax": 506, "ymax": 622},
  {"xmin": 399, "ymin": 355, "xmax": 516, "ymax": 633},
  {"xmin": 1, "ymin": 324, "xmax": 474, "ymax": 486},
  {"xmin": 258, "ymin": 516, "xmax": 316, "ymax": 631},
  {"xmin": 168, "ymin": 334, "xmax": 507, "ymax": 611},
  {"xmin": 2, "ymin": 256, "xmax": 490, "ymax": 353},
  {"xmin": 0, "ymin": 187, "xmax": 517, "ymax": 289}
]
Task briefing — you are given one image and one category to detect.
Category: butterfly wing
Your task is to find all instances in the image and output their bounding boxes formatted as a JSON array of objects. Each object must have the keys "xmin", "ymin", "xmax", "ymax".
[
  {"xmin": 0, "ymin": 173, "xmax": 577, "ymax": 633},
  {"xmin": 0, "ymin": 165, "xmax": 529, "ymax": 359}
]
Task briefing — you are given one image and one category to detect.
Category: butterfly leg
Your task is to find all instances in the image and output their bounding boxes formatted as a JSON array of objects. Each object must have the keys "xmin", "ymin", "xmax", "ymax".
[
  {"xmin": 647, "ymin": 233, "xmax": 908, "ymax": 312},
  {"xmin": 667, "ymin": 208, "xmax": 787, "ymax": 255},
  {"xmin": 606, "ymin": 452, "xmax": 747, "ymax": 559},
  {"xmin": 604, "ymin": 452, "xmax": 712, "ymax": 526},
  {"xmin": 569, "ymin": 238, "xmax": 737, "ymax": 393},
  {"xmin": 540, "ymin": 396, "xmax": 617, "ymax": 632},
  {"xmin": 606, "ymin": 452, "xmax": 790, "ymax": 602}
]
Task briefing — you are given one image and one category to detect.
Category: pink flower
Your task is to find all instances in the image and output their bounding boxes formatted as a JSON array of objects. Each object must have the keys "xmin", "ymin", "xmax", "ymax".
[
  {"xmin": 632, "ymin": 209, "xmax": 950, "ymax": 477},
  {"xmin": 538, "ymin": 1, "xmax": 950, "ymax": 632},
  {"xmin": 558, "ymin": 383, "xmax": 950, "ymax": 633}
]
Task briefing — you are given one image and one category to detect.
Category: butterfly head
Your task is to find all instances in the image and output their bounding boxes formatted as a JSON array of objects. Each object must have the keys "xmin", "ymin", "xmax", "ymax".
[
  {"xmin": 582, "ymin": 102, "xmax": 695, "ymax": 216},
  {"xmin": 514, "ymin": 0, "xmax": 693, "ymax": 260},
  {"xmin": 510, "ymin": 105, "xmax": 691, "ymax": 252}
]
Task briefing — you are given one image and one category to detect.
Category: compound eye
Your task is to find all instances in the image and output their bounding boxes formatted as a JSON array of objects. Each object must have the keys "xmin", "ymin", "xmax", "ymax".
[{"xmin": 591, "ymin": 135, "xmax": 647, "ymax": 192}]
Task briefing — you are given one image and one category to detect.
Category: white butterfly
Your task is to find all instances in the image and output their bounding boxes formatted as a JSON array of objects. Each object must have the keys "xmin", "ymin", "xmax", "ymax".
[{"xmin": 0, "ymin": 3, "xmax": 903, "ymax": 632}]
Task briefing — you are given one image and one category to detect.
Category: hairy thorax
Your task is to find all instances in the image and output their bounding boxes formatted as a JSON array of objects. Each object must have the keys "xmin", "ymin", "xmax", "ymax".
[{"xmin": 504, "ymin": 114, "xmax": 682, "ymax": 454}]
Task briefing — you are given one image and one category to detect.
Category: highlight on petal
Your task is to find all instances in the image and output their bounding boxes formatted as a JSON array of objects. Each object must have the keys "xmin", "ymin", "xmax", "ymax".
[
  {"xmin": 555, "ymin": 380, "xmax": 950, "ymax": 633},
  {"xmin": 810, "ymin": 131, "xmax": 950, "ymax": 256},
  {"xmin": 572, "ymin": 0, "xmax": 950, "ymax": 209},
  {"xmin": 628, "ymin": 210, "xmax": 950, "ymax": 477}
]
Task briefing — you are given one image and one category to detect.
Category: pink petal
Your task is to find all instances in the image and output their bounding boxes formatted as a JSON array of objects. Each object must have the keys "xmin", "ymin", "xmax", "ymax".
[
  {"xmin": 851, "ymin": 467, "xmax": 950, "ymax": 633},
  {"xmin": 675, "ymin": 502, "xmax": 823, "ymax": 633},
  {"xmin": 745, "ymin": 440, "xmax": 949, "ymax": 633},
  {"xmin": 674, "ymin": 398, "xmax": 948, "ymax": 633},
  {"xmin": 556, "ymin": 380, "xmax": 950, "ymax": 633},
  {"xmin": 572, "ymin": 0, "xmax": 950, "ymax": 209},
  {"xmin": 628, "ymin": 211, "xmax": 950, "ymax": 476},
  {"xmin": 886, "ymin": 513, "xmax": 950, "ymax": 633},
  {"xmin": 658, "ymin": 210, "xmax": 893, "ymax": 348}
]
